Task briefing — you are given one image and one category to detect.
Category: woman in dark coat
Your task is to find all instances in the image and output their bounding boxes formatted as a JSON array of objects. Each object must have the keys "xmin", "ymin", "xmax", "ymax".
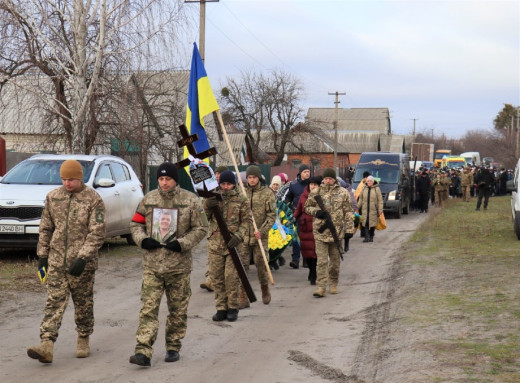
[{"xmin": 294, "ymin": 176, "xmax": 322, "ymax": 284}]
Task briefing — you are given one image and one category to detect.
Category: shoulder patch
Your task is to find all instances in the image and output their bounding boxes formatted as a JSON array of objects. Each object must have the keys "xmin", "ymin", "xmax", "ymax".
[{"xmin": 95, "ymin": 208, "xmax": 105, "ymax": 223}]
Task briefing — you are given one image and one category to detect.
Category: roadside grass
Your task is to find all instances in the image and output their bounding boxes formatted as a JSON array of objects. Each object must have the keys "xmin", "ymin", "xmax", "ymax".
[
  {"xmin": 0, "ymin": 238, "xmax": 141, "ymax": 305},
  {"xmin": 400, "ymin": 195, "xmax": 520, "ymax": 382}
]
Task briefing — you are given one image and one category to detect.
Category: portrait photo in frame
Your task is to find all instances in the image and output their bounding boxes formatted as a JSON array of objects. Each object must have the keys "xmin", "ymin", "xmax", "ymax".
[{"xmin": 151, "ymin": 208, "xmax": 178, "ymax": 244}]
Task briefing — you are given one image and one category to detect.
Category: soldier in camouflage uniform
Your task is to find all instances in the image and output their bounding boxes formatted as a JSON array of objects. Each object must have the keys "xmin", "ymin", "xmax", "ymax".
[
  {"xmin": 204, "ymin": 170, "xmax": 250, "ymax": 322},
  {"xmin": 304, "ymin": 168, "xmax": 354, "ymax": 297},
  {"xmin": 28, "ymin": 159, "xmax": 106, "ymax": 364},
  {"xmin": 432, "ymin": 171, "xmax": 444, "ymax": 208},
  {"xmin": 241, "ymin": 165, "xmax": 276, "ymax": 305},
  {"xmin": 461, "ymin": 167, "xmax": 474, "ymax": 202},
  {"xmin": 200, "ymin": 165, "xmax": 229, "ymax": 293},
  {"xmin": 129, "ymin": 162, "xmax": 208, "ymax": 367}
]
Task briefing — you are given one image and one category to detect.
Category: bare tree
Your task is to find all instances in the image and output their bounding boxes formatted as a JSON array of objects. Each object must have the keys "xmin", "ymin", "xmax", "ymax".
[
  {"xmin": 0, "ymin": 0, "xmax": 190, "ymax": 154},
  {"xmin": 219, "ymin": 69, "xmax": 307, "ymax": 165}
]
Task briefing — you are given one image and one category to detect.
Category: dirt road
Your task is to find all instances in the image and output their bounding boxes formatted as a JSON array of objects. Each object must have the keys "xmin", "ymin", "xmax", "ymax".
[{"xmin": 0, "ymin": 212, "xmax": 426, "ymax": 383}]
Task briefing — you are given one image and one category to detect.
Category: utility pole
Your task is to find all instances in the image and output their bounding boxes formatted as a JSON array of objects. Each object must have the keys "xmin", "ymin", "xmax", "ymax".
[
  {"xmin": 411, "ymin": 118, "xmax": 418, "ymax": 136},
  {"xmin": 185, "ymin": 0, "xmax": 219, "ymax": 63},
  {"xmin": 328, "ymin": 91, "xmax": 346, "ymax": 171}
]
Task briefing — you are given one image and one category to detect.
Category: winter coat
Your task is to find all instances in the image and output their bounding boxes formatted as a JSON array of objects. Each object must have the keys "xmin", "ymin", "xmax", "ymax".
[
  {"xmin": 416, "ymin": 175, "xmax": 431, "ymax": 194},
  {"xmin": 293, "ymin": 187, "xmax": 317, "ymax": 259},
  {"xmin": 284, "ymin": 174, "xmax": 309, "ymax": 209},
  {"xmin": 357, "ymin": 182, "xmax": 383, "ymax": 229}
]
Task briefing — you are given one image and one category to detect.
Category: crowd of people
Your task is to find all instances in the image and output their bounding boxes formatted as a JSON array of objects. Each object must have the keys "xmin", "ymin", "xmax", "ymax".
[
  {"xmin": 31, "ymin": 159, "xmax": 509, "ymax": 368},
  {"xmin": 411, "ymin": 164, "xmax": 513, "ymax": 212}
]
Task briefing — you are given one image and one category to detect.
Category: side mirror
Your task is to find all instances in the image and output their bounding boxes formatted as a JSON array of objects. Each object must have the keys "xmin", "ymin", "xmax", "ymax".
[{"xmin": 95, "ymin": 178, "xmax": 115, "ymax": 188}]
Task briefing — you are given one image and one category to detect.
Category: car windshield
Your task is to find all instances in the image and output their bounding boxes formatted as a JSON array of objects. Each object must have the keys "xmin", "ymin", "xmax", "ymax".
[
  {"xmin": 353, "ymin": 166, "xmax": 400, "ymax": 184},
  {"xmin": 1, "ymin": 159, "xmax": 94, "ymax": 185}
]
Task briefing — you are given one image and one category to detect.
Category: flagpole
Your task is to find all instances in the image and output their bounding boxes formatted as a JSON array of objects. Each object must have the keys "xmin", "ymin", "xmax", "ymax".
[{"xmin": 214, "ymin": 110, "xmax": 275, "ymax": 285}]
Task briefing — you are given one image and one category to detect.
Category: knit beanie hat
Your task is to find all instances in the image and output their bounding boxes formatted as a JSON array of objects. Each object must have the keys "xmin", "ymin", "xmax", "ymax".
[
  {"xmin": 246, "ymin": 165, "xmax": 262, "ymax": 178},
  {"xmin": 219, "ymin": 170, "xmax": 236, "ymax": 185},
  {"xmin": 298, "ymin": 164, "xmax": 310, "ymax": 173},
  {"xmin": 278, "ymin": 173, "xmax": 287, "ymax": 183},
  {"xmin": 60, "ymin": 160, "xmax": 83, "ymax": 180},
  {"xmin": 215, "ymin": 165, "xmax": 228, "ymax": 174},
  {"xmin": 270, "ymin": 175, "xmax": 281, "ymax": 186},
  {"xmin": 157, "ymin": 162, "xmax": 178, "ymax": 182},
  {"xmin": 308, "ymin": 175, "xmax": 323, "ymax": 185},
  {"xmin": 322, "ymin": 167, "xmax": 336, "ymax": 179}
]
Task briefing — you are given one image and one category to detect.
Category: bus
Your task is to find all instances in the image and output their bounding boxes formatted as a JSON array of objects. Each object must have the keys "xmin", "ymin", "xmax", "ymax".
[{"xmin": 434, "ymin": 149, "xmax": 451, "ymax": 167}]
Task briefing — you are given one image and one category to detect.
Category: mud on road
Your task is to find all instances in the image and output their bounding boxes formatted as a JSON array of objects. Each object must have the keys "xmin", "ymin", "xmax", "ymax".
[{"xmin": 0, "ymin": 212, "xmax": 426, "ymax": 383}]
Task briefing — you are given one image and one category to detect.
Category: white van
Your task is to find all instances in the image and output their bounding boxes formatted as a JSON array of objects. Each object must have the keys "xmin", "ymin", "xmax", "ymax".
[
  {"xmin": 511, "ymin": 158, "xmax": 520, "ymax": 239},
  {"xmin": 460, "ymin": 152, "xmax": 481, "ymax": 166}
]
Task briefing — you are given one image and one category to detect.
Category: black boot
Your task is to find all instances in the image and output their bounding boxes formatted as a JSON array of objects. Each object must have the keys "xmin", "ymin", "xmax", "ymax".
[
  {"xmin": 226, "ymin": 309, "xmax": 238, "ymax": 322},
  {"xmin": 369, "ymin": 228, "xmax": 375, "ymax": 242},
  {"xmin": 278, "ymin": 256, "xmax": 286, "ymax": 266},
  {"xmin": 212, "ymin": 310, "xmax": 227, "ymax": 321},
  {"xmin": 129, "ymin": 353, "xmax": 151, "ymax": 367}
]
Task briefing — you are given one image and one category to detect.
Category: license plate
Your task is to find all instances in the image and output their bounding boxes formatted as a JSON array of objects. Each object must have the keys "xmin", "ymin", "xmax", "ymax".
[{"xmin": 0, "ymin": 225, "xmax": 25, "ymax": 234}]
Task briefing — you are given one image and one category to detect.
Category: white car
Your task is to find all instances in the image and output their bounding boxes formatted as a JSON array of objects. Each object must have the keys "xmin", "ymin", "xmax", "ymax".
[
  {"xmin": 512, "ymin": 158, "xmax": 520, "ymax": 240},
  {"xmin": 0, "ymin": 154, "xmax": 144, "ymax": 248}
]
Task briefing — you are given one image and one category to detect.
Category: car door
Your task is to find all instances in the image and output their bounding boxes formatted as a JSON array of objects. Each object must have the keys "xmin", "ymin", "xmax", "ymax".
[
  {"xmin": 93, "ymin": 162, "xmax": 121, "ymax": 235},
  {"xmin": 109, "ymin": 161, "xmax": 141, "ymax": 233}
]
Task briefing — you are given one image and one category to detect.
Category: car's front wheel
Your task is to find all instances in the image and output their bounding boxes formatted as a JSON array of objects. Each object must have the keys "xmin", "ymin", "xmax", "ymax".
[{"xmin": 514, "ymin": 211, "xmax": 520, "ymax": 240}]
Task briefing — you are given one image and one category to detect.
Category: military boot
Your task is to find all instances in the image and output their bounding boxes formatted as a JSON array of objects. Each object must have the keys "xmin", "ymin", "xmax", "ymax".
[
  {"xmin": 261, "ymin": 284, "xmax": 271, "ymax": 305},
  {"xmin": 27, "ymin": 340, "xmax": 54, "ymax": 363},
  {"xmin": 329, "ymin": 285, "xmax": 338, "ymax": 294},
  {"xmin": 226, "ymin": 309, "xmax": 239, "ymax": 322},
  {"xmin": 200, "ymin": 277, "xmax": 213, "ymax": 292},
  {"xmin": 238, "ymin": 288, "xmax": 250, "ymax": 309},
  {"xmin": 313, "ymin": 287, "xmax": 326, "ymax": 298},
  {"xmin": 76, "ymin": 336, "xmax": 90, "ymax": 358},
  {"xmin": 212, "ymin": 310, "xmax": 227, "ymax": 321}
]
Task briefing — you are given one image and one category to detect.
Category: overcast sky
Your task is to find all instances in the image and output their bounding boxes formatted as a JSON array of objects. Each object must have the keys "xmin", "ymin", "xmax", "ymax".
[{"xmin": 183, "ymin": 0, "xmax": 519, "ymax": 139}]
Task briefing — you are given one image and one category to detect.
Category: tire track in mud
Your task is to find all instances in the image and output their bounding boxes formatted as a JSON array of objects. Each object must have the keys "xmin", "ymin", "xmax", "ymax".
[
  {"xmin": 348, "ymin": 251, "xmax": 405, "ymax": 382},
  {"xmin": 288, "ymin": 350, "xmax": 367, "ymax": 383}
]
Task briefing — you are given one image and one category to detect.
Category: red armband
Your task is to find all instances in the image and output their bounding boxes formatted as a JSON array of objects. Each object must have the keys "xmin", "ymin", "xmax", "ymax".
[{"xmin": 132, "ymin": 212, "xmax": 146, "ymax": 224}]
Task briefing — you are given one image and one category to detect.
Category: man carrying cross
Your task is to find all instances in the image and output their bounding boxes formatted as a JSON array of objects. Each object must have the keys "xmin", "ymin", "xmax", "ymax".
[{"xmin": 204, "ymin": 170, "xmax": 251, "ymax": 322}]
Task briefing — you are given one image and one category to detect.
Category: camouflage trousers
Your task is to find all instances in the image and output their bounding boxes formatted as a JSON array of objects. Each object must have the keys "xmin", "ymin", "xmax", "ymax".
[
  {"xmin": 40, "ymin": 266, "xmax": 95, "ymax": 342},
  {"xmin": 462, "ymin": 185, "xmax": 472, "ymax": 201},
  {"xmin": 434, "ymin": 189, "xmax": 447, "ymax": 207},
  {"xmin": 208, "ymin": 249, "xmax": 240, "ymax": 310},
  {"xmin": 315, "ymin": 240, "xmax": 341, "ymax": 289},
  {"xmin": 241, "ymin": 239, "xmax": 269, "ymax": 286},
  {"xmin": 135, "ymin": 269, "xmax": 191, "ymax": 358}
]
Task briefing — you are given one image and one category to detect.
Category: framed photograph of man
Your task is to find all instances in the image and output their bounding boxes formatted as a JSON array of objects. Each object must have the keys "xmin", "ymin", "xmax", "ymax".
[{"xmin": 151, "ymin": 208, "xmax": 178, "ymax": 244}]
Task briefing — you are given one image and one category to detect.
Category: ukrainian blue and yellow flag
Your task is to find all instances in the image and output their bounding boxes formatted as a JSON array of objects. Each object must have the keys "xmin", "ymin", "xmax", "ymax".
[{"xmin": 185, "ymin": 43, "xmax": 220, "ymax": 158}]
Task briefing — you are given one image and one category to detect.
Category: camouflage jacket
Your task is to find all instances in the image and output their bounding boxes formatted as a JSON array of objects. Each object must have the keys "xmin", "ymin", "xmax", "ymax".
[
  {"xmin": 461, "ymin": 171, "xmax": 474, "ymax": 186},
  {"xmin": 304, "ymin": 182, "xmax": 354, "ymax": 242},
  {"xmin": 243, "ymin": 182, "xmax": 276, "ymax": 246},
  {"xmin": 131, "ymin": 186, "xmax": 208, "ymax": 274},
  {"xmin": 204, "ymin": 188, "xmax": 250, "ymax": 252},
  {"xmin": 37, "ymin": 184, "xmax": 106, "ymax": 271}
]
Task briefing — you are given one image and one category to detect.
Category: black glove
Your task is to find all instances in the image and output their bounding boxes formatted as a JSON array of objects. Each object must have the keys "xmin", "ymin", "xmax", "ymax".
[
  {"xmin": 165, "ymin": 240, "xmax": 182, "ymax": 252},
  {"xmin": 205, "ymin": 197, "xmax": 220, "ymax": 209},
  {"xmin": 37, "ymin": 257, "xmax": 48, "ymax": 270},
  {"xmin": 227, "ymin": 234, "xmax": 241, "ymax": 248},
  {"xmin": 344, "ymin": 233, "xmax": 353, "ymax": 239},
  {"xmin": 141, "ymin": 237, "xmax": 162, "ymax": 250},
  {"xmin": 316, "ymin": 210, "xmax": 328, "ymax": 219},
  {"xmin": 69, "ymin": 258, "xmax": 86, "ymax": 277}
]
